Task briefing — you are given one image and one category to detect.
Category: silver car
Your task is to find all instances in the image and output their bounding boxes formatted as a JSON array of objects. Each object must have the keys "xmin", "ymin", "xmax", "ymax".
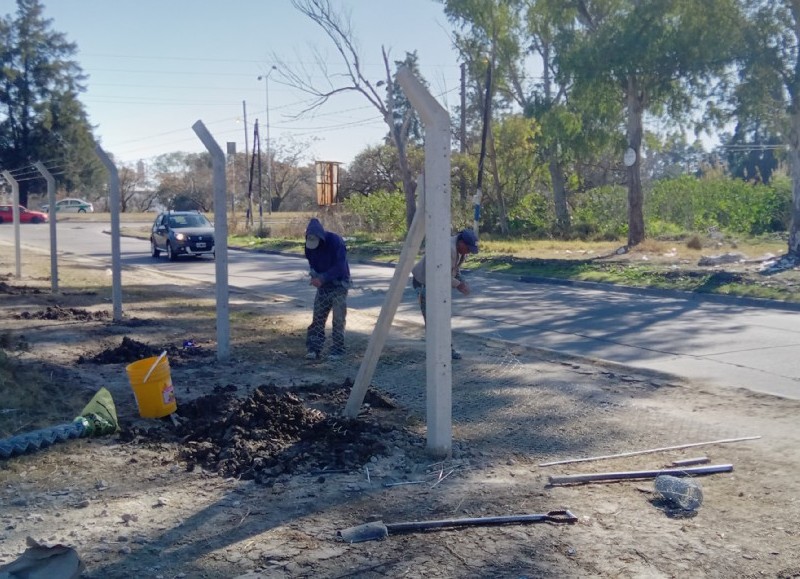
[{"xmin": 41, "ymin": 198, "xmax": 94, "ymax": 213}]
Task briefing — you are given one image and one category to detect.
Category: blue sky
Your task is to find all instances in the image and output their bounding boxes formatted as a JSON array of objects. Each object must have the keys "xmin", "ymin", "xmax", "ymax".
[{"xmin": 3, "ymin": 0, "xmax": 463, "ymax": 169}]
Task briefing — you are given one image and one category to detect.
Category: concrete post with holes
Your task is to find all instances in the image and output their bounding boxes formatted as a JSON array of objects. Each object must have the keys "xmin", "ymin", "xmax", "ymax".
[
  {"xmin": 397, "ymin": 66, "xmax": 453, "ymax": 457},
  {"xmin": 34, "ymin": 162, "xmax": 58, "ymax": 293},
  {"xmin": 94, "ymin": 145, "xmax": 123, "ymax": 321},
  {"xmin": 1, "ymin": 170, "xmax": 21, "ymax": 279},
  {"xmin": 192, "ymin": 120, "xmax": 230, "ymax": 361}
]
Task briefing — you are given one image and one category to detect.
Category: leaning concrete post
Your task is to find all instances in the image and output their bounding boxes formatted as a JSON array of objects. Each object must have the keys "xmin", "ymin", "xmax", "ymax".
[
  {"xmin": 344, "ymin": 174, "xmax": 426, "ymax": 418},
  {"xmin": 94, "ymin": 145, "xmax": 123, "ymax": 322},
  {"xmin": 1, "ymin": 170, "xmax": 21, "ymax": 279},
  {"xmin": 34, "ymin": 162, "xmax": 58, "ymax": 292},
  {"xmin": 192, "ymin": 120, "xmax": 231, "ymax": 361},
  {"xmin": 396, "ymin": 66, "xmax": 453, "ymax": 457}
]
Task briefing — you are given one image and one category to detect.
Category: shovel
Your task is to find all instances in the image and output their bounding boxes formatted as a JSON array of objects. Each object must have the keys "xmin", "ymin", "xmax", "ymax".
[{"xmin": 337, "ymin": 509, "xmax": 577, "ymax": 543}]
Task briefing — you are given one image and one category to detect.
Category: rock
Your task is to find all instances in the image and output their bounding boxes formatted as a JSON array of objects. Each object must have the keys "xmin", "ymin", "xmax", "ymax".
[{"xmin": 698, "ymin": 252, "xmax": 745, "ymax": 266}]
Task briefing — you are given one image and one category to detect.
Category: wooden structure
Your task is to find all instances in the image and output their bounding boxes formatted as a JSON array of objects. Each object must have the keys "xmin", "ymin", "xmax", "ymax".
[{"xmin": 315, "ymin": 161, "xmax": 341, "ymax": 206}]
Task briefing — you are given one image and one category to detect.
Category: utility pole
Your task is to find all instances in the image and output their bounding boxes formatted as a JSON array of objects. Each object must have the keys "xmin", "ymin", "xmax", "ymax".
[
  {"xmin": 255, "ymin": 121, "xmax": 263, "ymax": 232},
  {"xmin": 460, "ymin": 62, "xmax": 467, "ymax": 204},
  {"xmin": 474, "ymin": 62, "xmax": 492, "ymax": 239},
  {"xmin": 242, "ymin": 100, "xmax": 252, "ymax": 227},
  {"xmin": 258, "ymin": 66, "xmax": 277, "ymax": 215}
]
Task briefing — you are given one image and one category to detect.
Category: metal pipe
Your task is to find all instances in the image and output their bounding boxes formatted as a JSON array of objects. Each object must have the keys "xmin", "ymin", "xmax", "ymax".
[{"xmin": 547, "ymin": 464, "xmax": 733, "ymax": 486}]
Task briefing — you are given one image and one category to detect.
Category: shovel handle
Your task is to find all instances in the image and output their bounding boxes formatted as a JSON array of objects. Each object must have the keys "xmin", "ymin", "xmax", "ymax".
[
  {"xmin": 542, "ymin": 509, "xmax": 579, "ymax": 523},
  {"xmin": 385, "ymin": 510, "xmax": 577, "ymax": 533}
]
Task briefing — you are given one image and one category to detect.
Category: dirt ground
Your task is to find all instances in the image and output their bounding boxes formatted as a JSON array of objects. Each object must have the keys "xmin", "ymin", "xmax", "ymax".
[{"xmin": 1, "ymin": 247, "xmax": 799, "ymax": 579}]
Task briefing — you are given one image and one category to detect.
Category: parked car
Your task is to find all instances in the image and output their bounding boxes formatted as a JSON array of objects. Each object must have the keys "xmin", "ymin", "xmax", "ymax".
[
  {"xmin": 41, "ymin": 198, "xmax": 94, "ymax": 213},
  {"xmin": 0, "ymin": 204, "xmax": 49, "ymax": 224},
  {"xmin": 150, "ymin": 210, "xmax": 215, "ymax": 261}
]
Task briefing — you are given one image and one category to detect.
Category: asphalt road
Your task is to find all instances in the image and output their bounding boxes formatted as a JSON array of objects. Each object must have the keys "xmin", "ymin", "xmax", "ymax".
[{"xmin": 2, "ymin": 220, "xmax": 799, "ymax": 400}]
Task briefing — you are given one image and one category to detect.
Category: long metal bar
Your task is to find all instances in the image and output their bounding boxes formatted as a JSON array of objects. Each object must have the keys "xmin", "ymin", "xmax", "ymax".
[
  {"xmin": 538, "ymin": 436, "xmax": 760, "ymax": 467},
  {"xmin": 547, "ymin": 464, "xmax": 733, "ymax": 486},
  {"xmin": 385, "ymin": 510, "xmax": 578, "ymax": 533}
]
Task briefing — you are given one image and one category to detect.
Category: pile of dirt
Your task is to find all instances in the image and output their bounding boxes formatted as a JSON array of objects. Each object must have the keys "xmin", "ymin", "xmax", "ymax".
[
  {"xmin": 13, "ymin": 305, "xmax": 109, "ymax": 322},
  {"xmin": 0, "ymin": 280, "xmax": 44, "ymax": 295},
  {"xmin": 78, "ymin": 336, "xmax": 212, "ymax": 364},
  {"xmin": 118, "ymin": 381, "xmax": 418, "ymax": 484}
]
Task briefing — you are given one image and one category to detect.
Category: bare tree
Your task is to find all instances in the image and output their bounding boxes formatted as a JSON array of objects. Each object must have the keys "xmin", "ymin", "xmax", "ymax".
[
  {"xmin": 279, "ymin": 0, "xmax": 419, "ymax": 227},
  {"xmin": 269, "ymin": 138, "xmax": 317, "ymax": 212}
]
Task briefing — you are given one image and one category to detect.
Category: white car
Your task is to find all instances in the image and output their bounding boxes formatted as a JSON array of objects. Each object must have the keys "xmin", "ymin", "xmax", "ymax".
[{"xmin": 41, "ymin": 198, "xmax": 94, "ymax": 213}]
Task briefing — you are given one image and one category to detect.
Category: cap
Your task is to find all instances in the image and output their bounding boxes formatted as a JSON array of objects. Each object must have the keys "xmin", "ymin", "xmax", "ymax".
[
  {"xmin": 458, "ymin": 229, "xmax": 479, "ymax": 254},
  {"xmin": 306, "ymin": 234, "xmax": 320, "ymax": 249}
]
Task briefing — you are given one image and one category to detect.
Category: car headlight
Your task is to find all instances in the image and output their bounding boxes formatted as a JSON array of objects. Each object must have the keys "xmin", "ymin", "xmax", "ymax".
[{"xmin": 175, "ymin": 233, "xmax": 186, "ymax": 241}]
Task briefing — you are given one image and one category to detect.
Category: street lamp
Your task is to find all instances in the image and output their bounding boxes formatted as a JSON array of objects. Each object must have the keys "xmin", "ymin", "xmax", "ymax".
[{"xmin": 257, "ymin": 65, "xmax": 277, "ymax": 217}]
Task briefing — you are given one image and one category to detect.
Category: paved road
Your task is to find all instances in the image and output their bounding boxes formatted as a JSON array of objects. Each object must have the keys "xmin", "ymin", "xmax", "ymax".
[{"xmin": 2, "ymin": 220, "xmax": 799, "ymax": 400}]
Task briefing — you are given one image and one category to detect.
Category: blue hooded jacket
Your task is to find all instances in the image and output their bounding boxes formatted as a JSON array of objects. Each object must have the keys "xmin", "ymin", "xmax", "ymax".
[{"xmin": 304, "ymin": 218, "xmax": 350, "ymax": 288}]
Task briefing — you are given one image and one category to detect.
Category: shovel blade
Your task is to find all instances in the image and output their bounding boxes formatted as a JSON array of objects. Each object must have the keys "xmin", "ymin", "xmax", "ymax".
[{"xmin": 336, "ymin": 521, "xmax": 389, "ymax": 543}]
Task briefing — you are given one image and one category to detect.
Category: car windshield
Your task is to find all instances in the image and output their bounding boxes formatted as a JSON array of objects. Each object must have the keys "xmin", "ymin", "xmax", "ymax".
[{"xmin": 168, "ymin": 214, "xmax": 211, "ymax": 228}]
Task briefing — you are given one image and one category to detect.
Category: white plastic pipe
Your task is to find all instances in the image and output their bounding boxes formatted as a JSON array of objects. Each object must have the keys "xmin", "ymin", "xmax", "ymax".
[{"xmin": 396, "ymin": 66, "xmax": 453, "ymax": 457}]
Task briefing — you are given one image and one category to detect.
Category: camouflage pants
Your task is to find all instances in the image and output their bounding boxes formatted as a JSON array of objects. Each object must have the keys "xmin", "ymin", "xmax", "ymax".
[
  {"xmin": 306, "ymin": 285, "xmax": 348, "ymax": 355},
  {"xmin": 412, "ymin": 277, "xmax": 427, "ymax": 323}
]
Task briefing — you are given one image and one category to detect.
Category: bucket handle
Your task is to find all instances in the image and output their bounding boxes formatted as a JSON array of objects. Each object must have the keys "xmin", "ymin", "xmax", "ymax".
[{"xmin": 142, "ymin": 350, "xmax": 167, "ymax": 383}]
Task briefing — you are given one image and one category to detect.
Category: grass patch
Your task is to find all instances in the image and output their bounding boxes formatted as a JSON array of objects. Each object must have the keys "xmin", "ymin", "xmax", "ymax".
[{"xmin": 117, "ymin": 223, "xmax": 799, "ymax": 303}]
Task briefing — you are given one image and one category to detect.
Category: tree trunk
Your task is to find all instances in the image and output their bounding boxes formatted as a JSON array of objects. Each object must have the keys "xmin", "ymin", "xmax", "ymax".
[
  {"xmin": 549, "ymin": 152, "xmax": 570, "ymax": 235},
  {"xmin": 487, "ymin": 125, "xmax": 510, "ymax": 235},
  {"xmin": 789, "ymin": 105, "xmax": 800, "ymax": 256},
  {"xmin": 391, "ymin": 124, "xmax": 416, "ymax": 229},
  {"xmin": 626, "ymin": 76, "xmax": 645, "ymax": 247}
]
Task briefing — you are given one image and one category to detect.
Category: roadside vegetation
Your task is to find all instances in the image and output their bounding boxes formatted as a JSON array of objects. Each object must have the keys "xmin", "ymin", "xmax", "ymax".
[{"xmin": 219, "ymin": 174, "xmax": 800, "ymax": 304}]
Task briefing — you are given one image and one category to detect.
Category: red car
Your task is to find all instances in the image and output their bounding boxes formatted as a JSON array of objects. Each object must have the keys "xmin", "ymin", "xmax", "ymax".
[{"xmin": 0, "ymin": 204, "xmax": 49, "ymax": 224}]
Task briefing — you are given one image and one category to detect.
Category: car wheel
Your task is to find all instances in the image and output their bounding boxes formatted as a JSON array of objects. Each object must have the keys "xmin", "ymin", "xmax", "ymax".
[
  {"xmin": 0, "ymin": 216, "xmax": 4, "ymax": 224},
  {"xmin": 78, "ymin": 208, "xmax": 86, "ymax": 213},
  {"xmin": 151, "ymin": 239, "xmax": 160, "ymax": 258},
  {"xmin": 167, "ymin": 243, "xmax": 178, "ymax": 262},
  {"xmin": 31, "ymin": 217, "xmax": 42, "ymax": 224}
]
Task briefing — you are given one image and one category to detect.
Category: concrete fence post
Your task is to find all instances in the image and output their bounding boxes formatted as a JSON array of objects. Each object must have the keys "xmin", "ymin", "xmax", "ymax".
[
  {"xmin": 94, "ymin": 145, "xmax": 123, "ymax": 322},
  {"xmin": 192, "ymin": 120, "xmax": 231, "ymax": 362},
  {"xmin": 34, "ymin": 162, "xmax": 58, "ymax": 293},
  {"xmin": 396, "ymin": 66, "xmax": 453, "ymax": 458},
  {"xmin": 1, "ymin": 170, "xmax": 21, "ymax": 279}
]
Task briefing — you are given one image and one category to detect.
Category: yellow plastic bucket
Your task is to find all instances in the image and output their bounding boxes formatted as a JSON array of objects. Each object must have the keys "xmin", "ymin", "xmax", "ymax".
[{"xmin": 126, "ymin": 355, "xmax": 177, "ymax": 418}]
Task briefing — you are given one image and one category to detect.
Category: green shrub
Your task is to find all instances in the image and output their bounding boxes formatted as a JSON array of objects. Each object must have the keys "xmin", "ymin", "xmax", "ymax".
[
  {"xmin": 571, "ymin": 185, "xmax": 628, "ymax": 240},
  {"xmin": 646, "ymin": 175, "xmax": 791, "ymax": 236},
  {"xmin": 343, "ymin": 190, "xmax": 407, "ymax": 239},
  {"xmin": 507, "ymin": 192, "xmax": 553, "ymax": 236}
]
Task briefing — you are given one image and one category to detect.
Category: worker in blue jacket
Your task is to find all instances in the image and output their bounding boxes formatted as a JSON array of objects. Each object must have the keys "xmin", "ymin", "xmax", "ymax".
[{"xmin": 304, "ymin": 218, "xmax": 351, "ymax": 360}]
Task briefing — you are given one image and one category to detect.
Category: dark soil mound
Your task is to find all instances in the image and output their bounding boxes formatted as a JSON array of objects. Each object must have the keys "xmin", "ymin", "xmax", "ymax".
[
  {"xmin": 0, "ymin": 279, "xmax": 43, "ymax": 295},
  {"xmin": 119, "ymin": 381, "xmax": 418, "ymax": 483},
  {"xmin": 79, "ymin": 336, "xmax": 212, "ymax": 364},
  {"xmin": 14, "ymin": 305, "xmax": 107, "ymax": 321}
]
